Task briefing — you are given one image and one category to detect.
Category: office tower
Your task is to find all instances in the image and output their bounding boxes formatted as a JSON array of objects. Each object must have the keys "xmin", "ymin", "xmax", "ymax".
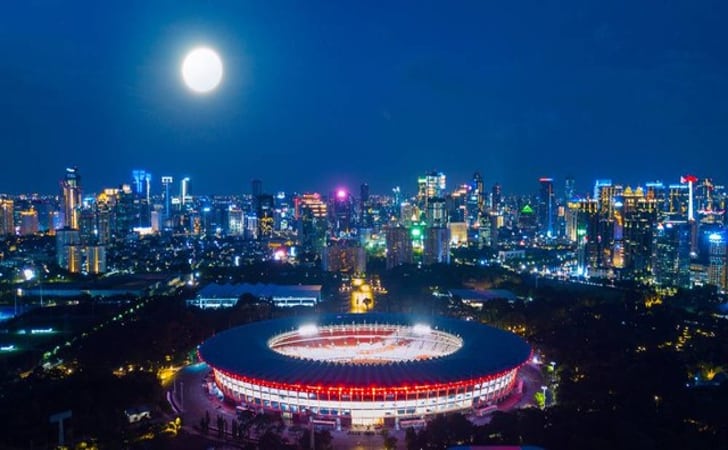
[
  {"xmin": 448, "ymin": 222, "xmax": 468, "ymax": 246},
  {"xmin": 622, "ymin": 187, "xmax": 658, "ymax": 278},
  {"xmin": 330, "ymin": 189, "xmax": 353, "ymax": 235},
  {"xmin": 86, "ymin": 245, "xmax": 107, "ymax": 274},
  {"xmin": 180, "ymin": 177, "xmax": 191, "ymax": 208},
  {"xmin": 653, "ymin": 221, "xmax": 691, "ymax": 289},
  {"xmin": 131, "ymin": 170, "xmax": 147, "ymax": 195},
  {"xmin": 538, "ymin": 178, "xmax": 555, "ymax": 237},
  {"xmin": 473, "ymin": 172, "xmax": 485, "ymax": 214},
  {"xmin": 228, "ymin": 206, "xmax": 244, "ymax": 236},
  {"xmin": 426, "ymin": 197, "xmax": 447, "ymax": 227},
  {"xmin": 645, "ymin": 181, "xmax": 667, "ymax": 216},
  {"xmin": 385, "ymin": 225, "xmax": 413, "ymax": 269},
  {"xmin": 56, "ymin": 228, "xmax": 81, "ymax": 273},
  {"xmin": 565, "ymin": 200, "xmax": 580, "ymax": 242},
  {"xmin": 113, "ymin": 185, "xmax": 137, "ymax": 236},
  {"xmin": 161, "ymin": 176, "xmax": 173, "ymax": 220},
  {"xmin": 61, "ymin": 167, "xmax": 82, "ymax": 229},
  {"xmin": 564, "ymin": 176, "xmax": 575, "ymax": 201},
  {"xmin": 448, "ymin": 185, "xmax": 468, "ymax": 223},
  {"xmin": 322, "ymin": 239, "xmax": 367, "ymax": 273},
  {"xmin": 295, "ymin": 193, "xmax": 328, "ymax": 253},
  {"xmin": 360, "ymin": 183, "xmax": 369, "ymax": 203},
  {"xmin": 576, "ymin": 199, "xmax": 600, "ymax": 275},
  {"xmin": 417, "ymin": 171, "xmax": 446, "ymax": 211},
  {"xmin": 491, "ymin": 183, "xmax": 502, "ymax": 211},
  {"xmin": 252, "ymin": 179, "xmax": 263, "ymax": 211},
  {"xmin": 19, "ymin": 209, "xmax": 39, "ymax": 236},
  {"xmin": 708, "ymin": 232, "xmax": 727, "ymax": 290},
  {"xmin": 79, "ymin": 206, "xmax": 96, "ymax": 245},
  {"xmin": 0, "ymin": 198, "xmax": 14, "ymax": 235},
  {"xmin": 423, "ymin": 227, "xmax": 450, "ymax": 265},
  {"xmin": 667, "ymin": 183, "xmax": 689, "ymax": 219},
  {"xmin": 257, "ymin": 194, "xmax": 275, "ymax": 240}
]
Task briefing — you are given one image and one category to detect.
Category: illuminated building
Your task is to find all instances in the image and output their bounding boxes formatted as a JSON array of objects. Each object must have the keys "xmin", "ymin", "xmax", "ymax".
[
  {"xmin": 295, "ymin": 193, "xmax": 328, "ymax": 253},
  {"xmin": 0, "ymin": 198, "xmax": 13, "ymax": 235},
  {"xmin": 491, "ymin": 183, "xmax": 502, "ymax": 210},
  {"xmin": 19, "ymin": 208, "xmax": 39, "ymax": 236},
  {"xmin": 385, "ymin": 225, "xmax": 413, "ymax": 269},
  {"xmin": 329, "ymin": 189, "xmax": 353, "ymax": 235},
  {"xmin": 180, "ymin": 177, "xmax": 191, "ymax": 209},
  {"xmin": 426, "ymin": 197, "xmax": 447, "ymax": 227},
  {"xmin": 61, "ymin": 167, "xmax": 82, "ymax": 229},
  {"xmin": 653, "ymin": 221, "xmax": 691, "ymax": 289},
  {"xmin": 417, "ymin": 171, "xmax": 446, "ymax": 211},
  {"xmin": 564, "ymin": 199, "xmax": 579, "ymax": 242},
  {"xmin": 576, "ymin": 199, "xmax": 599, "ymax": 275},
  {"xmin": 564, "ymin": 177, "xmax": 575, "ymax": 202},
  {"xmin": 228, "ymin": 206, "xmax": 244, "ymax": 236},
  {"xmin": 537, "ymin": 177, "xmax": 555, "ymax": 237},
  {"xmin": 114, "ymin": 185, "xmax": 137, "ymax": 237},
  {"xmin": 708, "ymin": 232, "xmax": 727, "ymax": 290},
  {"xmin": 323, "ymin": 239, "xmax": 366, "ymax": 273},
  {"xmin": 622, "ymin": 187, "xmax": 657, "ymax": 279},
  {"xmin": 161, "ymin": 176, "xmax": 173, "ymax": 221},
  {"xmin": 190, "ymin": 283, "xmax": 322, "ymax": 309},
  {"xmin": 448, "ymin": 222, "xmax": 468, "ymax": 246},
  {"xmin": 86, "ymin": 245, "xmax": 107, "ymax": 274},
  {"xmin": 423, "ymin": 227, "xmax": 450, "ymax": 265},
  {"xmin": 56, "ymin": 228, "xmax": 81, "ymax": 273},
  {"xmin": 252, "ymin": 179, "xmax": 263, "ymax": 210},
  {"xmin": 257, "ymin": 194, "xmax": 275, "ymax": 240},
  {"xmin": 79, "ymin": 206, "xmax": 96, "ymax": 244},
  {"xmin": 199, "ymin": 314, "xmax": 530, "ymax": 428}
]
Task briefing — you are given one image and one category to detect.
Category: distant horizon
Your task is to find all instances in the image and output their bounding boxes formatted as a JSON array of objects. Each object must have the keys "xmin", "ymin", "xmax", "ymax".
[{"xmin": 0, "ymin": 164, "xmax": 720, "ymax": 199}]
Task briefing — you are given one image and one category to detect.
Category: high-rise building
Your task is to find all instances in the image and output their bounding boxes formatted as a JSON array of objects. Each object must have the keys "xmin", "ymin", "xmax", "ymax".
[
  {"xmin": 180, "ymin": 177, "xmax": 191, "ymax": 208},
  {"xmin": 0, "ymin": 198, "xmax": 15, "ymax": 235},
  {"xmin": 426, "ymin": 197, "xmax": 447, "ymax": 227},
  {"xmin": 576, "ymin": 199, "xmax": 600, "ymax": 275},
  {"xmin": 161, "ymin": 176, "xmax": 173, "ymax": 221},
  {"xmin": 708, "ymin": 232, "xmax": 727, "ymax": 291},
  {"xmin": 417, "ymin": 171, "xmax": 446, "ymax": 212},
  {"xmin": 385, "ymin": 225, "xmax": 413, "ymax": 269},
  {"xmin": 61, "ymin": 167, "xmax": 82, "ymax": 229},
  {"xmin": 564, "ymin": 176, "xmax": 575, "ymax": 201},
  {"xmin": 257, "ymin": 194, "xmax": 275, "ymax": 240},
  {"xmin": 56, "ymin": 228, "xmax": 81, "ymax": 273},
  {"xmin": 330, "ymin": 189, "xmax": 353, "ymax": 235},
  {"xmin": 538, "ymin": 178, "xmax": 555, "ymax": 237},
  {"xmin": 296, "ymin": 193, "xmax": 328, "ymax": 253},
  {"xmin": 19, "ymin": 209, "xmax": 39, "ymax": 236},
  {"xmin": 622, "ymin": 187, "xmax": 657, "ymax": 279},
  {"xmin": 322, "ymin": 239, "xmax": 366, "ymax": 273},
  {"xmin": 423, "ymin": 227, "xmax": 450, "ymax": 265},
  {"xmin": 86, "ymin": 245, "xmax": 107, "ymax": 274},
  {"xmin": 652, "ymin": 221, "xmax": 691, "ymax": 289}
]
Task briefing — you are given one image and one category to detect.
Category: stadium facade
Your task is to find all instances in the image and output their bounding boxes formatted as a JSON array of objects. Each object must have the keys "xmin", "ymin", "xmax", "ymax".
[{"xmin": 198, "ymin": 314, "xmax": 531, "ymax": 428}]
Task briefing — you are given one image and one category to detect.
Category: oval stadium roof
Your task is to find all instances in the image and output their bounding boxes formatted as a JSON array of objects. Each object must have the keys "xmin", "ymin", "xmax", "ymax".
[{"xmin": 198, "ymin": 314, "xmax": 531, "ymax": 388}]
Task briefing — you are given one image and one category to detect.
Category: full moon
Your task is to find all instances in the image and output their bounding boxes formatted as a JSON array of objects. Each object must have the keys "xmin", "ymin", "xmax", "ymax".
[{"xmin": 181, "ymin": 47, "xmax": 223, "ymax": 93}]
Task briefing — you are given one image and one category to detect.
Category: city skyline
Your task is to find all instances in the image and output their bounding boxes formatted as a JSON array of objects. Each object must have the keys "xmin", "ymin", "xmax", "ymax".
[{"xmin": 1, "ymin": 1, "xmax": 727, "ymax": 194}]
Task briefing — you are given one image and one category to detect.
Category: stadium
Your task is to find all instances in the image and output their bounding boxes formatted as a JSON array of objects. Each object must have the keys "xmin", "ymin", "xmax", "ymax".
[{"xmin": 198, "ymin": 314, "xmax": 531, "ymax": 428}]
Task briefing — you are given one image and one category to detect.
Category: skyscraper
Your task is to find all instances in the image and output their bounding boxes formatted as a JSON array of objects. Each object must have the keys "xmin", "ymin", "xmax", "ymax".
[
  {"xmin": 538, "ymin": 178, "xmax": 555, "ymax": 237},
  {"xmin": 180, "ymin": 177, "xmax": 191, "ymax": 208},
  {"xmin": 61, "ymin": 167, "xmax": 81, "ymax": 229},
  {"xmin": 622, "ymin": 187, "xmax": 658, "ymax": 279},
  {"xmin": 708, "ymin": 232, "xmax": 727, "ymax": 291},
  {"xmin": 423, "ymin": 227, "xmax": 450, "ymax": 265},
  {"xmin": 652, "ymin": 221, "xmax": 691, "ymax": 289},
  {"xmin": 0, "ymin": 198, "xmax": 14, "ymax": 235},
  {"xmin": 19, "ymin": 209, "xmax": 38, "ymax": 236},
  {"xmin": 161, "ymin": 176, "xmax": 173, "ymax": 221},
  {"xmin": 385, "ymin": 225, "xmax": 413, "ymax": 269}
]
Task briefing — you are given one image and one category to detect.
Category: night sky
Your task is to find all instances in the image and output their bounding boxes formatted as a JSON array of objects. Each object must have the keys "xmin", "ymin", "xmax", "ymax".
[{"xmin": 1, "ymin": 1, "xmax": 727, "ymax": 196}]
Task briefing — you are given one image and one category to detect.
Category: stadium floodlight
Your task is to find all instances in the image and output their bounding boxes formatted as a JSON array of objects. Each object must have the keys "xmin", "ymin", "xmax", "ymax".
[
  {"xmin": 298, "ymin": 324, "xmax": 319, "ymax": 336},
  {"xmin": 412, "ymin": 324, "xmax": 431, "ymax": 335}
]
